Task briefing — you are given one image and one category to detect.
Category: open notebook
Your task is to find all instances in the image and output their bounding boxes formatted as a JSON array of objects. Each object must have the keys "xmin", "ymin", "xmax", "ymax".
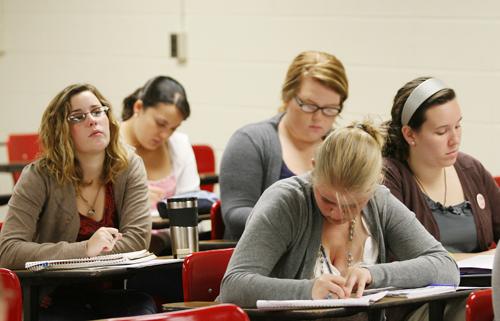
[
  {"xmin": 25, "ymin": 249, "xmax": 157, "ymax": 272},
  {"xmin": 256, "ymin": 291, "xmax": 388, "ymax": 310}
]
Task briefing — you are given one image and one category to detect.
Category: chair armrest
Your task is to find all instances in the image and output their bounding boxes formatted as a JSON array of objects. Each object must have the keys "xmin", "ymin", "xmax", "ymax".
[
  {"xmin": 0, "ymin": 194, "xmax": 11, "ymax": 206},
  {"xmin": 0, "ymin": 163, "xmax": 27, "ymax": 173},
  {"xmin": 200, "ymin": 174, "xmax": 219, "ymax": 185}
]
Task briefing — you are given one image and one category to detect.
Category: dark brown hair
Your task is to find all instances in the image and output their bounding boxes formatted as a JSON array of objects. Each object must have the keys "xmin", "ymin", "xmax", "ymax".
[{"xmin": 382, "ymin": 77, "xmax": 456, "ymax": 161}]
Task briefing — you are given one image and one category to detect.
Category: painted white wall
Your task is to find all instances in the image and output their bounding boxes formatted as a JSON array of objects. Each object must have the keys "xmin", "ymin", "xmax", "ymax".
[{"xmin": 1, "ymin": 0, "xmax": 499, "ymax": 217}]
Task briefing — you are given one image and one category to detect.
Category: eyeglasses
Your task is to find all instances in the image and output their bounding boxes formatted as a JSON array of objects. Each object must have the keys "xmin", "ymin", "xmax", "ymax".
[
  {"xmin": 294, "ymin": 96, "xmax": 341, "ymax": 117},
  {"xmin": 67, "ymin": 106, "xmax": 110, "ymax": 124}
]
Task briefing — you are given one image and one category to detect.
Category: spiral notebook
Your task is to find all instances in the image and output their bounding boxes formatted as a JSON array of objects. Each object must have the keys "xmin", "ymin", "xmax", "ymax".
[{"xmin": 25, "ymin": 249, "xmax": 157, "ymax": 272}]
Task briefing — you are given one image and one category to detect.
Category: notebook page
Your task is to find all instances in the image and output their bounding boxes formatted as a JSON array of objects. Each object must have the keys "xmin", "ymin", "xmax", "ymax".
[{"xmin": 256, "ymin": 291, "xmax": 387, "ymax": 310}]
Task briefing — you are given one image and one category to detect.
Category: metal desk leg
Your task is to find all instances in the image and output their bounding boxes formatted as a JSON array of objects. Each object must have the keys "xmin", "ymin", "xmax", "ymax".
[
  {"xmin": 368, "ymin": 310, "xmax": 383, "ymax": 321},
  {"xmin": 429, "ymin": 301, "xmax": 445, "ymax": 321},
  {"xmin": 22, "ymin": 282, "xmax": 39, "ymax": 321}
]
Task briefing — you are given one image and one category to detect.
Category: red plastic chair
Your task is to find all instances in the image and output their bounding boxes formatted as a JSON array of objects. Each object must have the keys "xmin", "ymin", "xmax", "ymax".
[
  {"xmin": 99, "ymin": 304, "xmax": 249, "ymax": 321},
  {"xmin": 6, "ymin": 133, "xmax": 40, "ymax": 184},
  {"xmin": 210, "ymin": 200, "xmax": 225, "ymax": 240},
  {"xmin": 192, "ymin": 145, "xmax": 216, "ymax": 192},
  {"xmin": 465, "ymin": 288, "xmax": 493, "ymax": 321},
  {"xmin": 0, "ymin": 268, "xmax": 23, "ymax": 321},
  {"xmin": 182, "ymin": 248, "xmax": 234, "ymax": 302},
  {"xmin": 494, "ymin": 176, "xmax": 500, "ymax": 187}
]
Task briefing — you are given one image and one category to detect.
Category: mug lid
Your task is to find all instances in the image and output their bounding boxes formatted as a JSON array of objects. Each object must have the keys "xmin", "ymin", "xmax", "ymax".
[{"xmin": 166, "ymin": 197, "xmax": 198, "ymax": 209}]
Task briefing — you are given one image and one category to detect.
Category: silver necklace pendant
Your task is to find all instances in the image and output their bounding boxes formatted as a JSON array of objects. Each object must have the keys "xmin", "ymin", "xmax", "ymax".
[{"xmin": 87, "ymin": 208, "xmax": 96, "ymax": 216}]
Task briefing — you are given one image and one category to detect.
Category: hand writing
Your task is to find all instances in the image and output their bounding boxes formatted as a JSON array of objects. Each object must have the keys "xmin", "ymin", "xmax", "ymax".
[
  {"xmin": 344, "ymin": 266, "xmax": 372, "ymax": 298},
  {"xmin": 312, "ymin": 274, "xmax": 348, "ymax": 299},
  {"xmin": 86, "ymin": 227, "xmax": 122, "ymax": 257}
]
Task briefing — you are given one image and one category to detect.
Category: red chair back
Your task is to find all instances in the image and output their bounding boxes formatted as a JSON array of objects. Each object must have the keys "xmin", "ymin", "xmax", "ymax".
[
  {"xmin": 465, "ymin": 288, "xmax": 493, "ymax": 321},
  {"xmin": 210, "ymin": 200, "xmax": 225, "ymax": 240},
  {"xmin": 182, "ymin": 248, "xmax": 234, "ymax": 302},
  {"xmin": 494, "ymin": 176, "xmax": 500, "ymax": 187},
  {"xmin": 0, "ymin": 268, "xmax": 23, "ymax": 321},
  {"xmin": 99, "ymin": 304, "xmax": 249, "ymax": 321},
  {"xmin": 192, "ymin": 144, "xmax": 216, "ymax": 192},
  {"xmin": 6, "ymin": 133, "xmax": 40, "ymax": 184}
]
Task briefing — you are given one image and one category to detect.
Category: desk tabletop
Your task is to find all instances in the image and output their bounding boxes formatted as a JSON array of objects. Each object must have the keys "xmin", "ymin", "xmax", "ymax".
[{"xmin": 164, "ymin": 289, "xmax": 476, "ymax": 321}]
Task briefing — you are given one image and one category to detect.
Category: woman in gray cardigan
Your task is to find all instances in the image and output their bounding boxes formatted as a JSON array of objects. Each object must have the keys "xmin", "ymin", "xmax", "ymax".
[
  {"xmin": 219, "ymin": 120, "xmax": 459, "ymax": 319},
  {"xmin": 220, "ymin": 50, "xmax": 349, "ymax": 239},
  {"xmin": 0, "ymin": 83, "xmax": 155, "ymax": 320}
]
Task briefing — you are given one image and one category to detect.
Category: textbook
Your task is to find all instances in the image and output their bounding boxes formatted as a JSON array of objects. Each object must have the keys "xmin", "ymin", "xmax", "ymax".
[
  {"xmin": 385, "ymin": 285, "xmax": 457, "ymax": 299},
  {"xmin": 457, "ymin": 255, "xmax": 493, "ymax": 275},
  {"xmin": 25, "ymin": 249, "xmax": 157, "ymax": 272},
  {"xmin": 256, "ymin": 291, "xmax": 387, "ymax": 310}
]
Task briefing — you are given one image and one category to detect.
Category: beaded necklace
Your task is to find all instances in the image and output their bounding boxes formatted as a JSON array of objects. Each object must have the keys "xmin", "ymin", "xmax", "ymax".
[{"xmin": 318, "ymin": 217, "xmax": 357, "ymax": 274}]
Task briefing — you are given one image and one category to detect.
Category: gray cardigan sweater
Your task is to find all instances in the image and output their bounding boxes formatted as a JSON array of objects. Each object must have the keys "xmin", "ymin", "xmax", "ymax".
[
  {"xmin": 0, "ymin": 152, "xmax": 151, "ymax": 270},
  {"xmin": 218, "ymin": 174, "xmax": 460, "ymax": 308},
  {"xmin": 220, "ymin": 114, "xmax": 284, "ymax": 239}
]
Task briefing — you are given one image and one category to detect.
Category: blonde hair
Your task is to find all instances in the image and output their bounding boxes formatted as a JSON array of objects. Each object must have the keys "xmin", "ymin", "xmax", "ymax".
[
  {"xmin": 279, "ymin": 51, "xmax": 349, "ymax": 112},
  {"xmin": 312, "ymin": 119, "xmax": 385, "ymax": 197},
  {"xmin": 38, "ymin": 83, "xmax": 128, "ymax": 186}
]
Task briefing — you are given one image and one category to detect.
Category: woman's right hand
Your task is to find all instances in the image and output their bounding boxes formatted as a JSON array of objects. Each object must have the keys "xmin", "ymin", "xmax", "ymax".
[
  {"xmin": 148, "ymin": 185, "xmax": 166, "ymax": 206},
  {"xmin": 312, "ymin": 274, "xmax": 348, "ymax": 299},
  {"xmin": 86, "ymin": 227, "xmax": 122, "ymax": 257}
]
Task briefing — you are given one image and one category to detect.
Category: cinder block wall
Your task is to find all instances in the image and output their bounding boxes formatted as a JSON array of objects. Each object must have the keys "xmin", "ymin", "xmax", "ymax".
[{"xmin": 1, "ymin": 1, "xmax": 499, "ymax": 218}]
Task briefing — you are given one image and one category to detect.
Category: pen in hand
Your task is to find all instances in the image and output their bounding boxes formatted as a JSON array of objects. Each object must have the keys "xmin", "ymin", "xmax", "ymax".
[{"xmin": 86, "ymin": 227, "xmax": 122, "ymax": 256}]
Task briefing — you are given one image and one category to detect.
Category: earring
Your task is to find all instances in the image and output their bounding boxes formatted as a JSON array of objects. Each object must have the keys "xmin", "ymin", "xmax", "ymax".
[{"xmin": 410, "ymin": 141, "xmax": 416, "ymax": 146}]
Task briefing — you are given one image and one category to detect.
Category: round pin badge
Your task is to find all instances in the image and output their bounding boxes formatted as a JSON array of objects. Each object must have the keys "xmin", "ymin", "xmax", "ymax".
[{"xmin": 476, "ymin": 193, "xmax": 486, "ymax": 210}]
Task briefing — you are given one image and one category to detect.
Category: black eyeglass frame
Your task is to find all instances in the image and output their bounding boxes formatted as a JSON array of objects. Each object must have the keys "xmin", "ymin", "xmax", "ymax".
[{"xmin": 294, "ymin": 96, "xmax": 342, "ymax": 117}]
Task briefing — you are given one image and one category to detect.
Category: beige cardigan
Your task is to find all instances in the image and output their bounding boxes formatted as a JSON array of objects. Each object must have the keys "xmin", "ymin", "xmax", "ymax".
[{"xmin": 0, "ymin": 152, "xmax": 152, "ymax": 270}]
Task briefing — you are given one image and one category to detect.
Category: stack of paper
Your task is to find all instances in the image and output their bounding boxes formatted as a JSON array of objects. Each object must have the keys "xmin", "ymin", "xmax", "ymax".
[{"xmin": 256, "ymin": 291, "xmax": 387, "ymax": 310}]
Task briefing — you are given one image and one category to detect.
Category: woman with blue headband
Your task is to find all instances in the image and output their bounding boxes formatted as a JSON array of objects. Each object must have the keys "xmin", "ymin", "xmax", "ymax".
[{"xmin": 383, "ymin": 76, "xmax": 500, "ymax": 261}]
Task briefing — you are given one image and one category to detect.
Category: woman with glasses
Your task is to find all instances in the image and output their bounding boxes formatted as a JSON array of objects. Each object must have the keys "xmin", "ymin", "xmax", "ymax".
[
  {"xmin": 0, "ymin": 83, "xmax": 155, "ymax": 320},
  {"xmin": 121, "ymin": 75, "xmax": 199, "ymax": 209},
  {"xmin": 219, "ymin": 120, "xmax": 459, "ymax": 321},
  {"xmin": 220, "ymin": 50, "xmax": 348, "ymax": 240},
  {"xmin": 382, "ymin": 77, "xmax": 500, "ymax": 261}
]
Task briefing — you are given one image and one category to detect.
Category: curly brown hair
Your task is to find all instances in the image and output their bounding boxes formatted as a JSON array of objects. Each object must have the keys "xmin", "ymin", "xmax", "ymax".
[
  {"xmin": 382, "ymin": 77, "xmax": 456, "ymax": 161},
  {"xmin": 38, "ymin": 83, "xmax": 128, "ymax": 186}
]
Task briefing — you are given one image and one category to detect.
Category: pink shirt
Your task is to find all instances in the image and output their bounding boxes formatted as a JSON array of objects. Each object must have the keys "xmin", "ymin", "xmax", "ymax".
[{"xmin": 148, "ymin": 174, "xmax": 176, "ymax": 208}]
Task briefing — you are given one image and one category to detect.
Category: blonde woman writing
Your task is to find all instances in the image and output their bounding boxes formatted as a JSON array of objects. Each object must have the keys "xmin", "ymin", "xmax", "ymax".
[{"xmin": 219, "ymin": 120, "xmax": 459, "ymax": 320}]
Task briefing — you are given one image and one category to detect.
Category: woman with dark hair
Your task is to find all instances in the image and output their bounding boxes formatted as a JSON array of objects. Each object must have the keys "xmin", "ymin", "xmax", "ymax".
[
  {"xmin": 0, "ymin": 83, "xmax": 155, "ymax": 320},
  {"xmin": 121, "ymin": 76, "xmax": 200, "ymax": 208},
  {"xmin": 383, "ymin": 76, "xmax": 500, "ymax": 260}
]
